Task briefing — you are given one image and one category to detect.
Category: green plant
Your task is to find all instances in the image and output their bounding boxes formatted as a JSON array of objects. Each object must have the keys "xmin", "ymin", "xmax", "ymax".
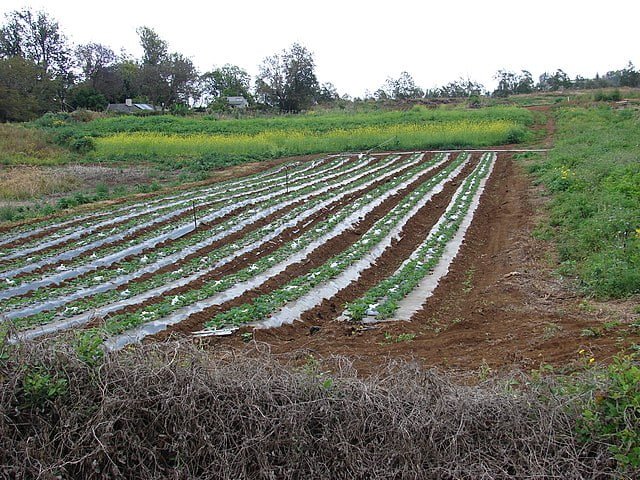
[
  {"xmin": 594, "ymin": 90, "xmax": 622, "ymax": 102},
  {"xmin": 69, "ymin": 136, "xmax": 95, "ymax": 153},
  {"xmin": 462, "ymin": 268, "xmax": 475, "ymax": 293},
  {"xmin": 73, "ymin": 331, "xmax": 104, "ymax": 366},
  {"xmin": 530, "ymin": 107, "xmax": 640, "ymax": 299},
  {"xmin": 581, "ymin": 327, "xmax": 602, "ymax": 338},
  {"xmin": 22, "ymin": 368, "xmax": 68, "ymax": 407},
  {"xmin": 382, "ymin": 332, "xmax": 416, "ymax": 344},
  {"xmin": 478, "ymin": 359, "xmax": 492, "ymax": 380},
  {"xmin": 579, "ymin": 355, "xmax": 640, "ymax": 470},
  {"xmin": 543, "ymin": 322, "xmax": 563, "ymax": 340}
]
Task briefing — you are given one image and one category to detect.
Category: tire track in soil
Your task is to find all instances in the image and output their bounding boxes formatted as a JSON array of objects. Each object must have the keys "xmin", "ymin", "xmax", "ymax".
[
  {"xmin": 12, "ymin": 156, "xmax": 385, "ymax": 280},
  {"xmin": 148, "ymin": 158, "xmax": 476, "ymax": 340},
  {"xmin": 79, "ymin": 153, "xmax": 453, "ymax": 327}
]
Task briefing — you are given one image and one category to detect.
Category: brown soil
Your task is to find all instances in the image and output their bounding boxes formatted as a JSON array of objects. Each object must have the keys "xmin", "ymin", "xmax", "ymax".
[{"xmin": 186, "ymin": 152, "xmax": 639, "ymax": 376}]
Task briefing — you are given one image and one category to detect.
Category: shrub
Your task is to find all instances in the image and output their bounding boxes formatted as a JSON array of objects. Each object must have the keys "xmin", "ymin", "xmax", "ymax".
[
  {"xmin": 68, "ymin": 135, "xmax": 95, "ymax": 153},
  {"xmin": 594, "ymin": 90, "xmax": 622, "ymax": 102},
  {"xmin": 579, "ymin": 355, "xmax": 640, "ymax": 470}
]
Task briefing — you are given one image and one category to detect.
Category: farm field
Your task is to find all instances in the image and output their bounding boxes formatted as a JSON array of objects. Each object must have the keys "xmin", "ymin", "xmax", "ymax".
[
  {"xmin": 0, "ymin": 150, "xmax": 496, "ymax": 348},
  {"xmin": 0, "ymin": 105, "xmax": 533, "ymax": 224},
  {"xmin": 1, "ymin": 142, "xmax": 636, "ymax": 370}
]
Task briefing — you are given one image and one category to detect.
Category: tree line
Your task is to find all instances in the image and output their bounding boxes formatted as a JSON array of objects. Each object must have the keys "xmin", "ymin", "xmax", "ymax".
[
  {"xmin": 0, "ymin": 8, "xmax": 332, "ymax": 121},
  {"xmin": 1, "ymin": 8, "xmax": 639, "ymax": 122}
]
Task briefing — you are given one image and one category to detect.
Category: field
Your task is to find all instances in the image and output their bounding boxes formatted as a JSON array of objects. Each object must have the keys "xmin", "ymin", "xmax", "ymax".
[
  {"xmin": 0, "ymin": 150, "xmax": 499, "ymax": 344},
  {"xmin": 1, "ymin": 102, "xmax": 639, "ymax": 477}
]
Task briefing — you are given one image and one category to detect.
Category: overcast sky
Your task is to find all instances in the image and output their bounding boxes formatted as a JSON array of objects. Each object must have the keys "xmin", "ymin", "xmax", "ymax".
[{"xmin": 2, "ymin": 0, "xmax": 639, "ymax": 97}]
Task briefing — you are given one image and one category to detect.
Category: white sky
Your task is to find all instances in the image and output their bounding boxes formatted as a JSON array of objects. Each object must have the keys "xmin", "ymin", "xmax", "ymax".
[{"xmin": 2, "ymin": 0, "xmax": 639, "ymax": 97}]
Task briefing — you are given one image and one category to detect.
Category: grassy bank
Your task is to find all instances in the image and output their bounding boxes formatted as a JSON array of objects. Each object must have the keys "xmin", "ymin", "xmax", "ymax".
[
  {"xmin": 0, "ymin": 124, "xmax": 70, "ymax": 166},
  {"xmin": 529, "ymin": 106, "xmax": 640, "ymax": 298}
]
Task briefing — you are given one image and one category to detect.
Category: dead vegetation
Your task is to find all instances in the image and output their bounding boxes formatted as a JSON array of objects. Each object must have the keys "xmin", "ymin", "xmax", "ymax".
[
  {"xmin": 0, "ymin": 123, "xmax": 68, "ymax": 165},
  {"xmin": 0, "ymin": 336, "xmax": 619, "ymax": 479},
  {"xmin": 0, "ymin": 165, "xmax": 80, "ymax": 199}
]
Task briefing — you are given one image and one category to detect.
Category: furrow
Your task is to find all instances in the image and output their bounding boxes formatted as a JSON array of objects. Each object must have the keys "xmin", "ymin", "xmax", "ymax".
[{"xmin": 0, "ymin": 154, "xmax": 378, "ymax": 284}]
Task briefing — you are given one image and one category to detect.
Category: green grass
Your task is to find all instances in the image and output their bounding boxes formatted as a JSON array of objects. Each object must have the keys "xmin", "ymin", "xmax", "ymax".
[
  {"xmin": 29, "ymin": 106, "xmax": 533, "ymax": 169},
  {"xmin": 93, "ymin": 120, "xmax": 527, "ymax": 161},
  {"xmin": 529, "ymin": 106, "xmax": 640, "ymax": 298}
]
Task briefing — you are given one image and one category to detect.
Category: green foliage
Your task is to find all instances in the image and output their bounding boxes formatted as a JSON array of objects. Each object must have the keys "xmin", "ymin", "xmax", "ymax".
[
  {"xmin": 22, "ymin": 367, "xmax": 68, "ymax": 407},
  {"xmin": 382, "ymin": 332, "xmax": 417, "ymax": 344},
  {"xmin": 35, "ymin": 106, "xmax": 531, "ymax": 170},
  {"xmin": 594, "ymin": 90, "xmax": 622, "ymax": 102},
  {"xmin": 68, "ymin": 135, "xmax": 95, "ymax": 153},
  {"xmin": 72, "ymin": 331, "xmax": 104, "ymax": 366},
  {"xmin": 68, "ymin": 86, "xmax": 108, "ymax": 111},
  {"xmin": 578, "ymin": 355, "xmax": 640, "ymax": 470},
  {"xmin": 531, "ymin": 107, "xmax": 640, "ymax": 298},
  {"xmin": 170, "ymin": 103, "xmax": 189, "ymax": 116}
]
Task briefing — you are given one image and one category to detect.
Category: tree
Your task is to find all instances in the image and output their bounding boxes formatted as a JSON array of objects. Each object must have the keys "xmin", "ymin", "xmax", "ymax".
[
  {"xmin": 537, "ymin": 69, "xmax": 572, "ymax": 91},
  {"xmin": 67, "ymin": 85, "xmax": 108, "ymax": 111},
  {"xmin": 0, "ymin": 9, "xmax": 72, "ymax": 113},
  {"xmin": 256, "ymin": 43, "xmax": 318, "ymax": 112},
  {"xmin": 606, "ymin": 62, "xmax": 640, "ymax": 88},
  {"xmin": 201, "ymin": 64, "xmax": 252, "ymax": 109},
  {"xmin": 75, "ymin": 42, "xmax": 116, "ymax": 87},
  {"xmin": 0, "ymin": 56, "xmax": 52, "ymax": 121},
  {"xmin": 492, "ymin": 70, "xmax": 534, "ymax": 97},
  {"xmin": 135, "ymin": 26, "xmax": 198, "ymax": 108},
  {"xmin": 164, "ymin": 53, "xmax": 198, "ymax": 106},
  {"xmin": 381, "ymin": 71, "xmax": 424, "ymax": 100},
  {"xmin": 0, "ymin": 8, "xmax": 71, "ymax": 76},
  {"xmin": 137, "ymin": 26, "xmax": 167, "ymax": 67},
  {"xmin": 428, "ymin": 78, "xmax": 484, "ymax": 98},
  {"xmin": 316, "ymin": 82, "xmax": 339, "ymax": 103}
]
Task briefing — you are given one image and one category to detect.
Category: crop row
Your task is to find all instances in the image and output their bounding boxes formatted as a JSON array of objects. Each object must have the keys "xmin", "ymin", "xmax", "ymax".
[
  {"xmin": 6, "ymin": 152, "xmax": 443, "ymax": 335},
  {"xmin": 0, "ymin": 154, "xmax": 337, "ymax": 246},
  {"xmin": 4, "ymin": 151, "xmax": 501, "ymax": 353},
  {"xmin": 0, "ymin": 155, "xmax": 367, "ymax": 278},
  {"xmin": 201, "ymin": 153, "xmax": 471, "ymax": 330},
  {"xmin": 0, "ymin": 154, "xmax": 386, "ymax": 295},
  {"xmin": 345, "ymin": 152, "xmax": 496, "ymax": 321}
]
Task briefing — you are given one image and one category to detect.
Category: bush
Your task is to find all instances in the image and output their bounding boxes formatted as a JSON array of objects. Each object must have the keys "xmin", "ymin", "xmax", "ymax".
[
  {"xmin": 579, "ymin": 355, "xmax": 640, "ymax": 470},
  {"xmin": 594, "ymin": 90, "xmax": 622, "ymax": 102},
  {"xmin": 68, "ymin": 135, "xmax": 95, "ymax": 153}
]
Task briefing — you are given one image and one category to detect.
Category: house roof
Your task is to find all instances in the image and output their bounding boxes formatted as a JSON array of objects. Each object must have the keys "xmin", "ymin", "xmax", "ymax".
[
  {"xmin": 106, "ymin": 103, "xmax": 156, "ymax": 113},
  {"xmin": 226, "ymin": 96, "xmax": 248, "ymax": 106}
]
